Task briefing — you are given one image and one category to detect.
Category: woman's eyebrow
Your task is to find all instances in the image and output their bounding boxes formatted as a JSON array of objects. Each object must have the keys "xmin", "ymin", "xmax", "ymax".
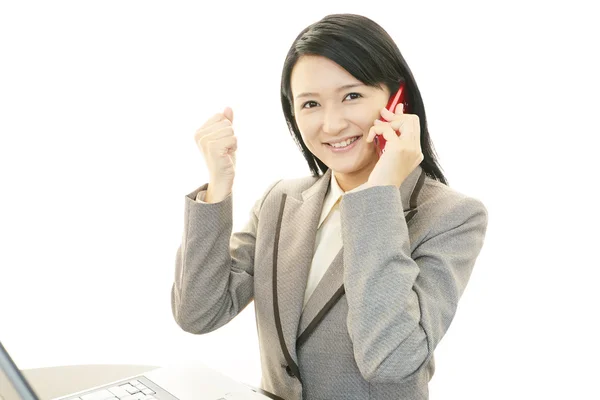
[{"xmin": 295, "ymin": 83, "xmax": 365, "ymax": 100}]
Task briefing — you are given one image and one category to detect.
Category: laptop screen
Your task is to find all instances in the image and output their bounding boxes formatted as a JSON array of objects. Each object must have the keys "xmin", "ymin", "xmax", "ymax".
[
  {"xmin": 0, "ymin": 342, "xmax": 39, "ymax": 400},
  {"xmin": 0, "ymin": 364, "xmax": 19, "ymax": 400}
]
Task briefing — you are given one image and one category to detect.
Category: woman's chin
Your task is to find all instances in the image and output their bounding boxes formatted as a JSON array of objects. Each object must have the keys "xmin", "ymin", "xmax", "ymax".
[{"xmin": 327, "ymin": 159, "xmax": 372, "ymax": 177}]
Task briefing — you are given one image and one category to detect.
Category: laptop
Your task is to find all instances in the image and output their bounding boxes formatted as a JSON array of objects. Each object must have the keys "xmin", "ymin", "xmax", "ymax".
[{"xmin": 0, "ymin": 341, "xmax": 282, "ymax": 400}]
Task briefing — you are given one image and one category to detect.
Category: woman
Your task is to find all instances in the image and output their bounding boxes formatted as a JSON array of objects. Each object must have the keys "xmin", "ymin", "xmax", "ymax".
[{"xmin": 171, "ymin": 13, "xmax": 488, "ymax": 400}]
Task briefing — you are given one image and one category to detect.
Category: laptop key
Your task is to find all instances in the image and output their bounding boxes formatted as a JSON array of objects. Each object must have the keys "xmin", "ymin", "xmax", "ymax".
[
  {"xmin": 120, "ymin": 384, "xmax": 139, "ymax": 394},
  {"xmin": 120, "ymin": 394, "xmax": 147, "ymax": 400},
  {"xmin": 81, "ymin": 390, "xmax": 118, "ymax": 400},
  {"xmin": 108, "ymin": 386, "xmax": 130, "ymax": 398},
  {"xmin": 134, "ymin": 384, "xmax": 147, "ymax": 389}
]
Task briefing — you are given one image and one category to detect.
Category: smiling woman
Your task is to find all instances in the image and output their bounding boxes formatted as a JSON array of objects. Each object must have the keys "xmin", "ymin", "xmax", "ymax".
[
  {"xmin": 171, "ymin": 13, "xmax": 488, "ymax": 400},
  {"xmin": 279, "ymin": 14, "xmax": 448, "ymax": 190},
  {"xmin": 289, "ymin": 56, "xmax": 391, "ymax": 192}
]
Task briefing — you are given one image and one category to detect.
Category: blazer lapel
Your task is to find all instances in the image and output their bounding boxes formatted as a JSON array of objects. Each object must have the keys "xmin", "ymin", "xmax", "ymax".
[
  {"xmin": 296, "ymin": 165, "xmax": 426, "ymax": 347},
  {"xmin": 296, "ymin": 248, "xmax": 344, "ymax": 347},
  {"xmin": 272, "ymin": 168, "xmax": 332, "ymax": 377}
]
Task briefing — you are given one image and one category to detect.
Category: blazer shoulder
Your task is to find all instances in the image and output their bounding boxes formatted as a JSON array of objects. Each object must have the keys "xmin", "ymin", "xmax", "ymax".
[
  {"xmin": 253, "ymin": 174, "xmax": 319, "ymax": 212},
  {"xmin": 418, "ymin": 176, "xmax": 488, "ymax": 230},
  {"xmin": 262, "ymin": 174, "xmax": 319, "ymax": 198}
]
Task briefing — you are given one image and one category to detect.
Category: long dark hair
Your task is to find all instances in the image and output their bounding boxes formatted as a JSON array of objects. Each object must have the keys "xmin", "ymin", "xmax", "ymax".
[{"xmin": 280, "ymin": 13, "xmax": 448, "ymax": 185}]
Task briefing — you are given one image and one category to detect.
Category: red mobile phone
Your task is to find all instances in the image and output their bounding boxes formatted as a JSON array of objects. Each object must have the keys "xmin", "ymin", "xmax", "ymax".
[{"xmin": 374, "ymin": 82, "xmax": 408, "ymax": 156}]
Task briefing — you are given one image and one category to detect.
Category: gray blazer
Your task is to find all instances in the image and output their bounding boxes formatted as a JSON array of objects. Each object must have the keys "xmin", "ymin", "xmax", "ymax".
[{"xmin": 171, "ymin": 165, "xmax": 488, "ymax": 400}]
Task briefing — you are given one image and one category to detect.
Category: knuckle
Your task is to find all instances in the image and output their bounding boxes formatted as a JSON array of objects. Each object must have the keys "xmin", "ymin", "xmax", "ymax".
[
  {"xmin": 201, "ymin": 115, "xmax": 219, "ymax": 129},
  {"xmin": 218, "ymin": 126, "xmax": 234, "ymax": 136}
]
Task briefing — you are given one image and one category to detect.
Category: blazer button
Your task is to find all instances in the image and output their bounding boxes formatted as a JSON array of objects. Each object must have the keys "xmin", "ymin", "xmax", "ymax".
[{"xmin": 285, "ymin": 365, "xmax": 295, "ymax": 378}]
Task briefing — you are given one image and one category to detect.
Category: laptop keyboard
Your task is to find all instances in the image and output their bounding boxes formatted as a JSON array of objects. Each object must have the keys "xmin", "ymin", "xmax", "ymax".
[{"xmin": 70, "ymin": 378, "xmax": 158, "ymax": 400}]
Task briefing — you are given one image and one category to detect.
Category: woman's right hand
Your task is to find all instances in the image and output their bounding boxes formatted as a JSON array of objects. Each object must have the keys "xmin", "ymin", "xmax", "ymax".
[{"xmin": 194, "ymin": 107, "xmax": 237, "ymax": 203}]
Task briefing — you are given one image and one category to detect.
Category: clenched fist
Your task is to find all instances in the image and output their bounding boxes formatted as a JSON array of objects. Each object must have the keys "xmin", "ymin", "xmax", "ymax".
[{"xmin": 194, "ymin": 107, "xmax": 237, "ymax": 203}]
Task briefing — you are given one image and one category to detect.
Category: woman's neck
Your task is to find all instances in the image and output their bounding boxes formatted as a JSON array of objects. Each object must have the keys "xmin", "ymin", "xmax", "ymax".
[{"xmin": 333, "ymin": 169, "xmax": 371, "ymax": 192}]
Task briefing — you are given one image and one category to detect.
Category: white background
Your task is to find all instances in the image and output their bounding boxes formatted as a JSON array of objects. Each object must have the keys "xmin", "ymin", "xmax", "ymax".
[{"xmin": 1, "ymin": 1, "xmax": 599, "ymax": 399}]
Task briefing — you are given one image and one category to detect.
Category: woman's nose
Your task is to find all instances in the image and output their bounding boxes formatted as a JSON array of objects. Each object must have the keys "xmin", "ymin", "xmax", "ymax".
[{"xmin": 322, "ymin": 108, "xmax": 348, "ymax": 134}]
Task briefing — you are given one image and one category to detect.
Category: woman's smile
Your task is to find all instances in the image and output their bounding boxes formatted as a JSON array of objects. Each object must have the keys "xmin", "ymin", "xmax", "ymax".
[{"xmin": 325, "ymin": 135, "xmax": 362, "ymax": 153}]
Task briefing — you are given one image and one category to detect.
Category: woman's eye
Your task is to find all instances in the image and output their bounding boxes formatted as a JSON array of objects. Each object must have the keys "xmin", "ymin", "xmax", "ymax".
[
  {"xmin": 345, "ymin": 92, "xmax": 362, "ymax": 101},
  {"xmin": 302, "ymin": 101, "xmax": 318, "ymax": 109},
  {"xmin": 301, "ymin": 93, "xmax": 361, "ymax": 109}
]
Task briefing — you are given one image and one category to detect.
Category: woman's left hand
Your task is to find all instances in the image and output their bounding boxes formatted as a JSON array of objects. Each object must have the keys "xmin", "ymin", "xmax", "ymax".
[{"xmin": 365, "ymin": 104, "xmax": 424, "ymax": 188}]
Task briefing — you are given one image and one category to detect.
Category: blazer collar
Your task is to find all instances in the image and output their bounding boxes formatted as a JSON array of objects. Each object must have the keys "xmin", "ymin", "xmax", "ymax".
[
  {"xmin": 302, "ymin": 165, "xmax": 424, "ymax": 213},
  {"xmin": 317, "ymin": 170, "xmax": 373, "ymax": 229}
]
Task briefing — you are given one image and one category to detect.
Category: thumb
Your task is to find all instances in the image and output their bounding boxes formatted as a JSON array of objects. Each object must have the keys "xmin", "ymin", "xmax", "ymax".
[{"xmin": 223, "ymin": 106, "xmax": 234, "ymax": 123}]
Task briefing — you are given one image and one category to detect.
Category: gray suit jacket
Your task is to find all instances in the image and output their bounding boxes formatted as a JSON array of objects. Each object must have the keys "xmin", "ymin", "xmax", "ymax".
[{"xmin": 171, "ymin": 165, "xmax": 488, "ymax": 400}]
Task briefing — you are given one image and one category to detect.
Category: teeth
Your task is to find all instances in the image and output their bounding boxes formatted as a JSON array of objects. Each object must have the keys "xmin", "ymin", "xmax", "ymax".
[{"xmin": 330, "ymin": 137, "xmax": 359, "ymax": 148}]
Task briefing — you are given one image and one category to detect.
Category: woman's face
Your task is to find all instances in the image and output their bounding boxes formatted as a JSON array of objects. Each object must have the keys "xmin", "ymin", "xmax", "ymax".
[{"xmin": 290, "ymin": 55, "xmax": 390, "ymax": 190}]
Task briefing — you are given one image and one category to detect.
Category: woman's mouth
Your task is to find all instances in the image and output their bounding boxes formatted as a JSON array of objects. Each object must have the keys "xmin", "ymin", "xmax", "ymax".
[{"xmin": 326, "ymin": 136, "xmax": 361, "ymax": 152}]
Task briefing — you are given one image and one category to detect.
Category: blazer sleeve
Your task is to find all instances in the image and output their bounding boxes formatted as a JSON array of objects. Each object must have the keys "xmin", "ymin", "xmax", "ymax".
[
  {"xmin": 339, "ymin": 184, "xmax": 488, "ymax": 383},
  {"xmin": 171, "ymin": 180, "xmax": 280, "ymax": 334}
]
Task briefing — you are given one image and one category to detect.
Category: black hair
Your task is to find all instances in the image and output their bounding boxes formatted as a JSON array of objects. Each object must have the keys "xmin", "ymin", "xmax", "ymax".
[{"xmin": 280, "ymin": 13, "xmax": 448, "ymax": 185}]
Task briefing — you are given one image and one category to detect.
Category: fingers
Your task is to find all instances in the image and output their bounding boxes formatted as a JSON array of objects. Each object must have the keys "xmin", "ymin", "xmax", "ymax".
[
  {"xmin": 380, "ymin": 107, "xmax": 396, "ymax": 121},
  {"xmin": 201, "ymin": 112, "xmax": 227, "ymax": 129},
  {"xmin": 199, "ymin": 106, "xmax": 234, "ymax": 130},
  {"xmin": 380, "ymin": 106, "xmax": 419, "ymax": 134},
  {"xmin": 208, "ymin": 135, "xmax": 238, "ymax": 156},
  {"xmin": 389, "ymin": 119, "xmax": 408, "ymax": 133},
  {"xmin": 204, "ymin": 118, "xmax": 232, "ymax": 133},
  {"xmin": 195, "ymin": 119, "xmax": 232, "ymax": 141},
  {"xmin": 369, "ymin": 110, "xmax": 420, "ymax": 146},
  {"xmin": 395, "ymin": 103, "xmax": 404, "ymax": 115},
  {"xmin": 197, "ymin": 127, "xmax": 235, "ymax": 153},
  {"xmin": 367, "ymin": 120, "xmax": 400, "ymax": 143},
  {"xmin": 196, "ymin": 119, "xmax": 232, "ymax": 137},
  {"xmin": 369, "ymin": 121, "xmax": 398, "ymax": 144},
  {"xmin": 194, "ymin": 114, "xmax": 237, "ymax": 162},
  {"xmin": 223, "ymin": 107, "xmax": 234, "ymax": 122},
  {"xmin": 194, "ymin": 109, "xmax": 238, "ymax": 182},
  {"xmin": 367, "ymin": 120, "xmax": 383, "ymax": 143}
]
